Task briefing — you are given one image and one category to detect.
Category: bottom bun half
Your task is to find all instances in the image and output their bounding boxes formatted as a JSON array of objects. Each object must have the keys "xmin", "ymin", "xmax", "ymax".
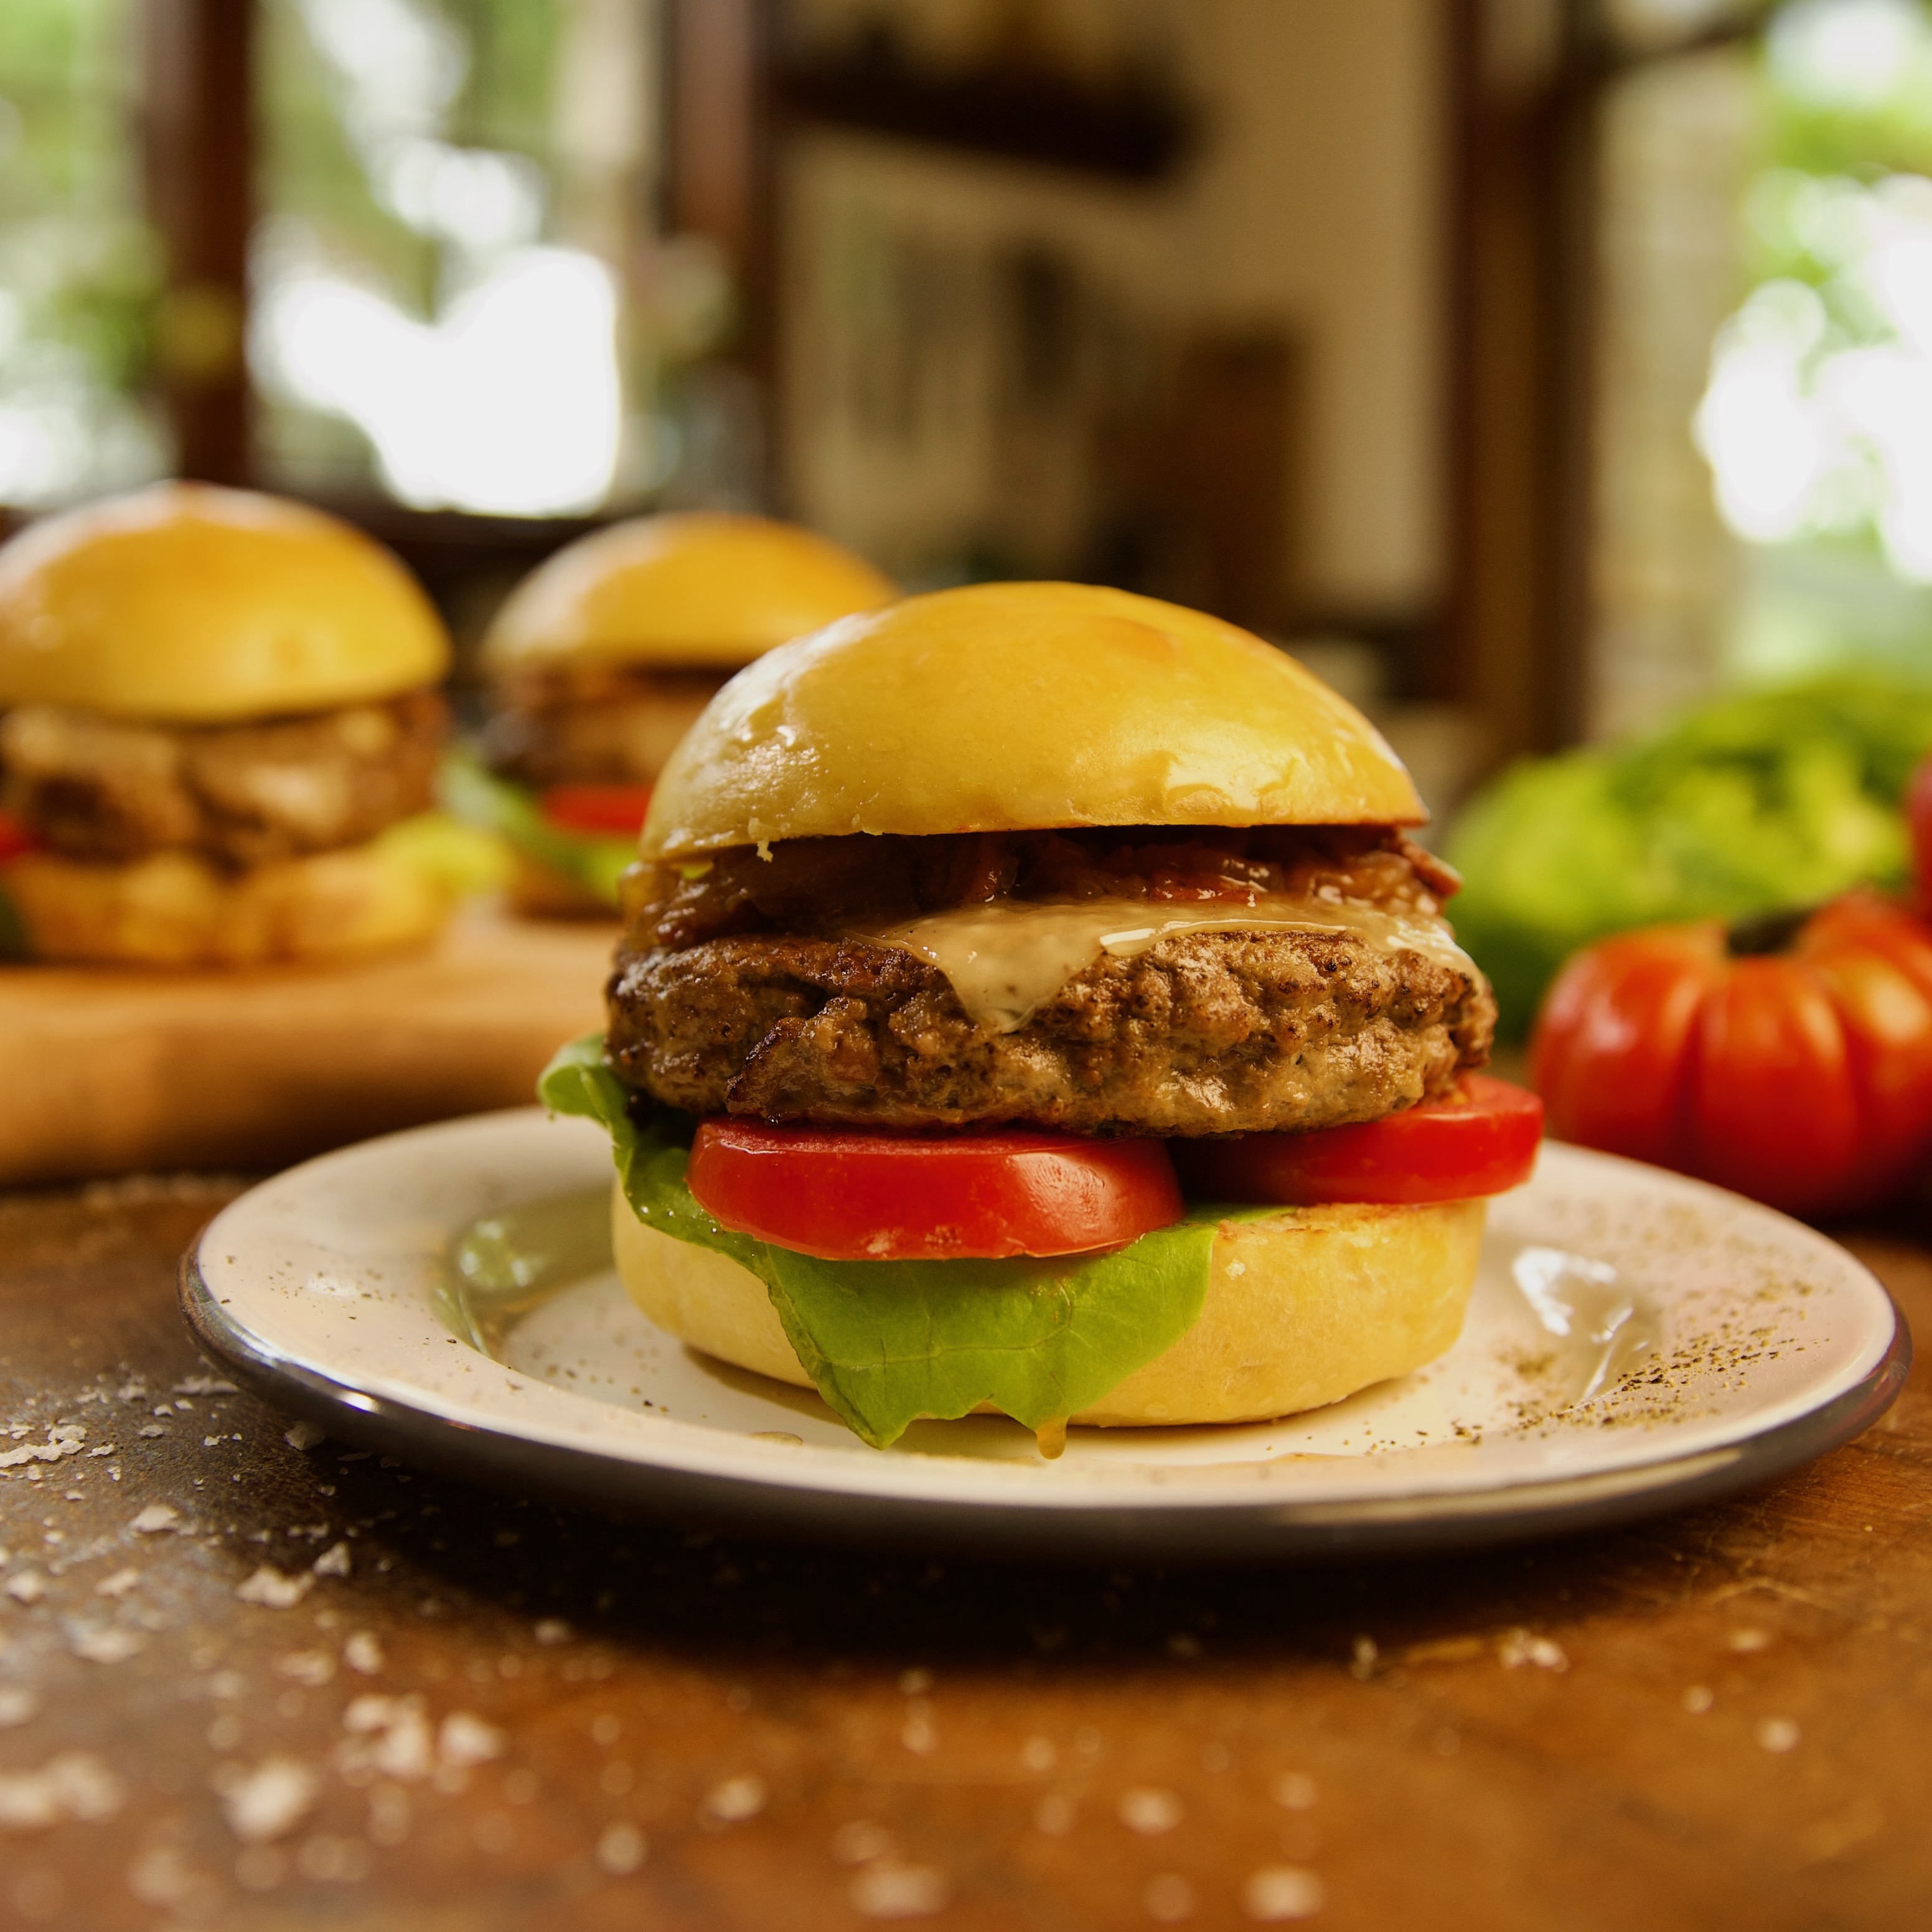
[
  {"xmin": 4, "ymin": 840, "xmax": 451, "ymax": 967},
  {"xmin": 611, "ymin": 1184, "xmax": 1486, "ymax": 1428}
]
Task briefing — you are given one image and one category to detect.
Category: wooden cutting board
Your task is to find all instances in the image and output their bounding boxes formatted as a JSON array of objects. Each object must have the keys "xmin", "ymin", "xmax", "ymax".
[{"xmin": 0, "ymin": 904, "xmax": 619, "ymax": 1183}]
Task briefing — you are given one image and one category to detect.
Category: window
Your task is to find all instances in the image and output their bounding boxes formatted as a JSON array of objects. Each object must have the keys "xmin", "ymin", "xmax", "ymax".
[
  {"xmin": 1588, "ymin": 0, "xmax": 1932, "ymax": 737},
  {"xmin": 0, "ymin": 0, "xmax": 163, "ymax": 508},
  {"xmin": 252, "ymin": 0, "xmax": 671, "ymax": 517}
]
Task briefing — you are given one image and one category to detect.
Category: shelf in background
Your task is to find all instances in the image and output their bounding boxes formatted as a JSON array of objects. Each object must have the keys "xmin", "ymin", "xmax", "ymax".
[{"xmin": 777, "ymin": 40, "xmax": 1194, "ymax": 183}]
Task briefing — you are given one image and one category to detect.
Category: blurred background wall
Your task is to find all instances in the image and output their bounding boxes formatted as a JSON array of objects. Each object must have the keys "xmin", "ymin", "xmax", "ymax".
[{"xmin": 5, "ymin": 0, "xmax": 1932, "ymax": 824}]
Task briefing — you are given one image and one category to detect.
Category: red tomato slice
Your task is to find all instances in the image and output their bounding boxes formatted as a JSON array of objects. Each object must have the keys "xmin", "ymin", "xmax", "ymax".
[
  {"xmin": 1170, "ymin": 1076, "xmax": 1544, "ymax": 1206},
  {"xmin": 686, "ymin": 1120, "xmax": 1184, "ymax": 1261},
  {"xmin": 540, "ymin": 784, "xmax": 654, "ymax": 837},
  {"xmin": 0, "ymin": 812, "xmax": 39, "ymax": 863}
]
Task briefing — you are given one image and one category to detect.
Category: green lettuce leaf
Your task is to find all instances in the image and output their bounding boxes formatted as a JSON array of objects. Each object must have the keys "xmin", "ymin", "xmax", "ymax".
[
  {"xmin": 538, "ymin": 1034, "xmax": 1225, "ymax": 1449},
  {"xmin": 1447, "ymin": 675, "xmax": 1932, "ymax": 1036},
  {"xmin": 439, "ymin": 753, "xmax": 636, "ymax": 907}
]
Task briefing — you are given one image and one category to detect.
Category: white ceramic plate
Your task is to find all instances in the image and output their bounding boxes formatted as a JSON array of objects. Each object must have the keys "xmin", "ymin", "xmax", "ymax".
[{"xmin": 181, "ymin": 1107, "xmax": 1908, "ymax": 1561}]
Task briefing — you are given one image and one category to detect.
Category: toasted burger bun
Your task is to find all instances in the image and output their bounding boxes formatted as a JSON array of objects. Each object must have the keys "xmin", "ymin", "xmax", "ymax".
[
  {"xmin": 479, "ymin": 513, "xmax": 896, "ymax": 674},
  {"xmin": 4, "ymin": 840, "xmax": 450, "ymax": 967},
  {"xmin": 612, "ymin": 1184, "xmax": 1484, "ymax": 1428},
  {"xmin": 0, "ymin": 483, "xmax": 449, "ymax": 724},
  {"xmin": 640, "ymin": 581, "xmax": 1424, "ymax": 860}
]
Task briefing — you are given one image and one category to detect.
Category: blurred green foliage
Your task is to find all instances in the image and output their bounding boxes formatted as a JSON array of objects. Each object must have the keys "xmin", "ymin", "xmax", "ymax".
[
  {"xmin": 1762, "ymin": 1, "xmax": 1932, "ymax": 184},
  {"xmin": 262, "ymin": 0, "xmax": 568, "ymax": 318},
  {"xmin": 0, "ymin": 0, "xmax": 127, "ymax": 215},
  {"xmin": 0, "ymin": 0, "xmax": 162, "ymax": 501},
  {"xmin": 1447, "ymin": 679, "xmax": 1932, "ymax": 1037}
]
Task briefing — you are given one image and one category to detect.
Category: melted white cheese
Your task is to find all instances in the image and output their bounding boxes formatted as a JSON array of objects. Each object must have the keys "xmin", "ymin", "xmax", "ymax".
[{"xmin": 855, "ymin": 893, "xmax": 1476, "ymax": 1034}]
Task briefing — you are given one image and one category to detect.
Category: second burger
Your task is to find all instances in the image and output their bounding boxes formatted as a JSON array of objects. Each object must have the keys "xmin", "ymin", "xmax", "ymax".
[{"xmin": 457, "ymin": 513, "xmax": 893, "ymax": 916}]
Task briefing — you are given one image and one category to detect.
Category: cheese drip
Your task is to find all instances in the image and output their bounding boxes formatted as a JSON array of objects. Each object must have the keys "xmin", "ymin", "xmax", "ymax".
[{"xmin": 856, "ymin": 893, "xmax": 1477, "ymax": 1034}]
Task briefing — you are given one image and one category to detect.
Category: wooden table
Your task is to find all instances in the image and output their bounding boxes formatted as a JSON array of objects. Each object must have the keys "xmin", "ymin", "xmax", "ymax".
[{"xmin": 0, "ymin": 1179, "xmax": 1928, "ymax": 1931}]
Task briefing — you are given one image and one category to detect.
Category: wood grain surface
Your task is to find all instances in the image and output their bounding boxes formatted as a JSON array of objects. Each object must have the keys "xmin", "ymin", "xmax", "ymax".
[
  {"xmin": 0, "ymin": 908, "xmax": 616, "ymax": 1184},
  {"xmin": 0, "ymin": 1183, "xmax": 1926, "ymax": 1931}
]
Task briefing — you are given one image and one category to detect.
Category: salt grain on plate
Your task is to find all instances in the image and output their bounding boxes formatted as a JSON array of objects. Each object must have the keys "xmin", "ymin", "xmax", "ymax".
[
  {"xmin": 1683, "ymin": 1685, "xmax": 1715, "ymax": 1714},
  {"xmin": 0, "ymin": 1687, "xmax": 39, "ymax": 1729},
  {"xmin": 1118, "ymin": 1787, "xmax": 1184, "ymax": 1836},
  {"xmin": 1756, "ymin": 1717, "xmax": 1801, "ymax": 1753},
  {"xmin": 129, "ymin": 1505, "xmax": 179, "ymax": 1535},
  {"xmin": 850, "ymin": 1864, "xmax": 950, "ymax": 1919},
  {"xmin": 276, "ymin": 1651, "xmax": 335, "ymax": 1687},
  {"xmin": 4, "ymin": 1571, "xmax": 46, "ymax": 1605},
  {"xmin": 94, "ymin": 1569, "xmax": 139, "ymax": 1599},
  {"xmin": 0, "ymin": 1751, "xmax": 123, "ymax": 1829},
  {"xmin": 237, "ymin": 1566, "xmax": 314, "ymax": 1609},
  {"xmin": 312, "ymin": 1542, "xmax": 352, "ymax": 1579},
  {"xmin": 1243, "ymin": 1864, "xmax": 1326, "ymax": 1921},
  {"xmin": 284, "ymin": 1423, "xmax": 326, "ymax": 1451},
  {"xmin": 701, "ymin": 1773, "xmax": 767, "ymax": 1824},
  {"xmin": 215, "ymin": 1756, "xmax": 319, "ymax": 1842}
]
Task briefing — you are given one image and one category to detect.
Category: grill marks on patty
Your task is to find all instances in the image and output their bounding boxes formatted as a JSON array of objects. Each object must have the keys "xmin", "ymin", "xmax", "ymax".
[
  {"xmin": 0, "ymin": 689, "xmax": 446, "ymax": 867},
  {"xmin": 480, "ymin": 662, "xmax": 728, "ymax": 788},
  {"xmin": 606, "ymin": 827, "xmax": 1496, "ymax": 1138}
]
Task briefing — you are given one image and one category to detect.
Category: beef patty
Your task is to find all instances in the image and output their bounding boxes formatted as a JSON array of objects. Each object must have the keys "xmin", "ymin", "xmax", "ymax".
[
  {"xmin": 0, "ymin": 689, "xmax": 446, "ymax": 868},
  {"xmin": 480, "ymin": 663, "xmax": 728, "ymax": 789},
  {"xmin": 606, "ymin": 827, "xmax": 1496, "ymax": 1137}
]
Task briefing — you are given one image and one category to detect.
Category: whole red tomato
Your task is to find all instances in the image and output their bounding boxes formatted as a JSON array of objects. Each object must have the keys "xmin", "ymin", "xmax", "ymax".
[{"xmin": 1531, "ymin": 889, "xmax": 1932, "ymax": 1216}]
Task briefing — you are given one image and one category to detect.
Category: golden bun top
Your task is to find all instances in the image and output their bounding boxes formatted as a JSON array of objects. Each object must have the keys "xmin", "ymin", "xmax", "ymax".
[
  {"xmin": 479, "ymin": 512, "xmax": 896, "ymax": 673},
  {"xmin": 640, "ymin": 581, "xmax": 1423, "ymax": 858},
  {"xmin": 0, "ymin": 483, "xmax": 449, "ymax": 723}
]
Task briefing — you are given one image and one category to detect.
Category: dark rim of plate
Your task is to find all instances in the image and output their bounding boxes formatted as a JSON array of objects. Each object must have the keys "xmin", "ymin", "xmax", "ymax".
[{"xmin": 178, "ymin": 1240, "xmax": 1910, "ymax": 1567}]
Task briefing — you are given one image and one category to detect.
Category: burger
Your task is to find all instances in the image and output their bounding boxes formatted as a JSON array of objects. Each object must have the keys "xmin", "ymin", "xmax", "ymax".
[
  {"xmin": 542, "ymin": 581, "xmax": 1538, "ymax": 1453},
  {"xmin": 0, "ymin": 483, "xmax": 468, "ymax": 967},
  {"xmin": 459, "ymin": 512, "xmax": 894, "ymax": 916}
]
